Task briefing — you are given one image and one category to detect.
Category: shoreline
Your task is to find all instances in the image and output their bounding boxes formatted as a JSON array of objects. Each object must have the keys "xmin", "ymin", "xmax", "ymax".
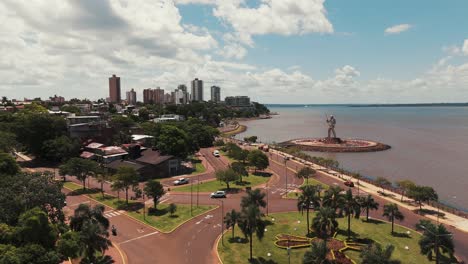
[{"xmin": 230, "ymin": 121, "xmax": 468, "ymax": 218}]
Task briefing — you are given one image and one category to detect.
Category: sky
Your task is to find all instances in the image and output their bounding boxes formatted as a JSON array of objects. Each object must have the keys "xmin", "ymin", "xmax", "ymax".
[{"xmin": 0, "ymin": 0, "xmax": 467, "ymax": 104}]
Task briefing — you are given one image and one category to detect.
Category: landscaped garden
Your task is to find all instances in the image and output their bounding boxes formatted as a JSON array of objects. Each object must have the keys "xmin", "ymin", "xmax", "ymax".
[
  {"xmin": 218, "ymin": 212, "xmax": 432, "ymax": 264},
  {"xmin": 172, "ymin": 173, "xmax": 270, "ymax": 193}
]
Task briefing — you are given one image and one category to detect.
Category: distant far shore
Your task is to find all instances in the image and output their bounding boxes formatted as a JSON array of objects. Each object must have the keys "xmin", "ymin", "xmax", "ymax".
[{"xmin": 266, "ymin": 103, "xmax": 468, "ymax": 107}]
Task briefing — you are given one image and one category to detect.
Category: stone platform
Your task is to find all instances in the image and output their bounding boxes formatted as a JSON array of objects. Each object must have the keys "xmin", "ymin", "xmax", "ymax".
[{"xmin": 281, "ymin": 137, "xmax": 391, "ymax": 153}]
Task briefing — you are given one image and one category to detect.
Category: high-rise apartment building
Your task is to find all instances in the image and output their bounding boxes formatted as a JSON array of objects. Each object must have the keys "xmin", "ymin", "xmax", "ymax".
[
  {"xmin": 191, "ymin": 78, "xmax": 203, "ymax": 102},
  {"xmin": 174, "ymin": 88, "xmax": 189, "ymax": 105},
  {"xmin": 126, "ymin": 89, "xmax": 137, "ymax": 105},
  {"xmin": 210, "ymin": 86, "xmax": 221, "ymax": 103},
  {"xmin": 164, "ymin": 93, "xmax": 173, "ymax": 104},
  {"xmin": 143, "ymin": 88, "xmax": 165, "ymax": 104},
  {"xmin": 109, "ymin": 75, "xmax": 121, "ymax": 103}
]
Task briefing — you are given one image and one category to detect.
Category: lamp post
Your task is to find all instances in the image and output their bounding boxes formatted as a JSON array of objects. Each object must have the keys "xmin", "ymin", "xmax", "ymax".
[
  {"xmin": 420, "ymin": 225, "xmax": 452, "ymax": 264},
  {"xmin": 197, "ymin": 174, "xmax": 200, "ymax": 207},
  {"xmin": 143, "ymin": 193, "xmax": 146, "ymax": 221},
  {"xmin": 284, "ymin": 156, "xmax": 290, "ymax": 194},
  {"xmin": 266, "ymin": 182, "xmax": 269, "ymax": 216},
  {"xmin": 190, "ymin": 181, "xmax": 193, "ymax": 216}
]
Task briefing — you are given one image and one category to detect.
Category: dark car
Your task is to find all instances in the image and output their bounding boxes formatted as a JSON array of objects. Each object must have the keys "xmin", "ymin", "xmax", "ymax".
[{"xmin": 344, "ymin": 181, "xmax": 355, "ymax": 187}]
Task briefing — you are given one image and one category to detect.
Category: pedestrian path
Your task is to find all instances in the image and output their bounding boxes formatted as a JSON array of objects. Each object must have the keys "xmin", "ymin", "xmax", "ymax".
[{"xmin": 104, "ymin": 210, "xmax": 125, "ymax": 218}]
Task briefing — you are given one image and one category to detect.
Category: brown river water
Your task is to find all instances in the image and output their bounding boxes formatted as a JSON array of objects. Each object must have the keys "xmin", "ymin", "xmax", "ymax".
[{"xmin": 237, "ymin": 105, "xmax": 468, "ymax": 211}]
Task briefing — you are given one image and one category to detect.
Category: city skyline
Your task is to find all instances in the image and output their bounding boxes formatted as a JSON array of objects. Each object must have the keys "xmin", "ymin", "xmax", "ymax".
[{"xmin": 0, "ymin": 1, "xmax": 467, "ymax": 103}]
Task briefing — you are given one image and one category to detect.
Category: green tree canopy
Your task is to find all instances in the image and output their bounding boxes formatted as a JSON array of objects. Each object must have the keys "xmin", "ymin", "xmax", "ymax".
[
  {"xmin": 247, "ymin": 150, "xmax": 269, "ymax": 172},
  {"xmin": 155, "ymin": 125, "xmax": 192, "ymax": 159},
  {"xmin": 296, "ymin": 166, "xmax": 316, "ymax": 185},
  {"xmin": 41, "ymin": 136, "xmax": 80, "ymax": 163},
  {"xmin": 382, "ymin": 203, "xmax": 404, "ymax": 234},
  {"xmin": 216, "ymin": 169, "xmax": 239, "ymax": 190},
  {"xmin": 360, "ymin": 243, "xmax": 401, "ymax": 264},
  {"xmin": 59, "ymin": 158, "xmax": 100, "ymax": 190},
  {"xmin": 0, "ymin": 152, "xmax": 20, "ymax": 176},
  {"xmin": 407, "ymin": 185, "xmax": 438, "ymax": 211},
  {"xmin": 112, "ymin": 166, "xmax": 140, "ymax": 205},
  {"xmin": 0, "ymin": 131, "xmax": 16, "ymax": 153},
  {"xmin": 15, "ymin": 207, "xmax": 57, "ymax": 249},
  {"xmin": 144, "ymin": 180, "xmax": 166, "ymax": 209}
]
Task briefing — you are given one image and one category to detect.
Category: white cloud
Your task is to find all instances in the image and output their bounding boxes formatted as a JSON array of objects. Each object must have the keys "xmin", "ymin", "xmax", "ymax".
[
  {"xmin": 463, "ymin": 39, "xmax": 468, "ymax": 55},
  {"xmin": 213, "ymin": 0, "xmax": 333, "ymax": 46},
  {"xmin": 384, "ymin": 24, "xmax": 412, "ymax": 35}
]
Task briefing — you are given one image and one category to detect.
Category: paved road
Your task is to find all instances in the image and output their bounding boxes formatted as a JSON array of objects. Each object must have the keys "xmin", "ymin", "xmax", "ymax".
[{"xmin": 62, "ymin": 147, "xmax": 468, "ymax": 263}]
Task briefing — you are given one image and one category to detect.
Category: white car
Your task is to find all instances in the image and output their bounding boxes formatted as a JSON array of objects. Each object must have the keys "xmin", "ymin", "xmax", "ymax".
[
  {"xmin": 173, "ymin": 178, "xmax": 189, "ymax": 185},
  {"xmin": 210, "ymin": 191, "xmax": 226, "ymax": 198},
  {"xmin": 213, "ymin": 150, "xmax": 220, "ymax": 157}
]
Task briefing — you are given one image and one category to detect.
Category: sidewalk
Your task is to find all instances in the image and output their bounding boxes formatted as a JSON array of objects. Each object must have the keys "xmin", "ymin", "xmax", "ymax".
[{"xmin": 269, "ymin": 148, "xmax": 468, "ymax": 233}]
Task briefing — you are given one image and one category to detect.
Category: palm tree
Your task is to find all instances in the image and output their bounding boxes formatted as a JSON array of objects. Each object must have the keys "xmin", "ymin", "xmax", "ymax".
[
  {"xmin": 240, "ymin": 189, "xmax": 266, "ymax": 209},
  {"xmin": 419, "ymin": 222, "xmax": 454, "ymax": 262},
  {"xmin": 224, "ymin": 209, "xmax": 241, "ymax": 238},
  {"xmin": 70, "ymin": 204, "xmax": 109, "ymax": 232},
  {"xmin": 303, "ymin": 240, "xmax": 332, "ymax": 264},
  {"xmin": 357, "ymin": 195, "xmax": 379, "ymax": 221},
  {"xmin": 322, "ymin": 186, "xmax": 344, "ymax": 215},
  {"xmin": 312, "ymin": 207, "xmax": 338, "ymax": 238},
  {"xmin": 360, "ymin": 243, "xmax": 401, "ymax": 264},
  {"xmin": 238, "ymin": 205, "xmax": 266, "ymax": 261},
  {"xmin": 96, "ymin": 169, "xmax": 111, "ymax": 198},
  {"xmin": 382, "ymin": 203, "xmax": 404, "ymax": 235},
  {"xmin": 297, "ymin": 185, "xmax": 321, "ymax": 235},
  {"xmin": 78, "ymin": 217, "xmax": 112, "ymax": 262},
  {"xmin": 296, "ymin": 167, "xmax": 316, "ymax": 185},
  {"xmin": 342, "ymin": 189, "xmax": 361, "ymax": 239}
]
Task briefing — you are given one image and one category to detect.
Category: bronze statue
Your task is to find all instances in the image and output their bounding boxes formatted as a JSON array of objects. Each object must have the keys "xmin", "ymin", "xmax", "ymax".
[{"xmin": 326, "ymin": 115, "xmax": 337, "ymax": 138}]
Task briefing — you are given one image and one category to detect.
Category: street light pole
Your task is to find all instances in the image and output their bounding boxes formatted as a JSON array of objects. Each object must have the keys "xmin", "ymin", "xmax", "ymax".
[
  {"xmin": 266, "ymin": 182, "xmax": 269, "ymax": 216},
  {"xmin": 284, "ymin": 156, "xmax": 290, "ymax": 194},
  {"xmin": 143, "ymin": 193, "xmax": 146, "ymax": 221},
  {"xmin": 190, "ymin": 181, "xmax": 193, "ymax": 216},
  {"xmin": 197, "ymin": 174, "xmax": 200, "ymax": 207}
]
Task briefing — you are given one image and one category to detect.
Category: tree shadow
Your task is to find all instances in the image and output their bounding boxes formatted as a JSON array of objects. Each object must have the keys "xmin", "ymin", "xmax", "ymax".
[
  {"xmin": 336, "ymin": 228, "xmax": 359, "ymax": 238},
  {"xmin": 228, "ymin": 236, "xmax": 248, "ymax": 244},
  {"xmin": 415, "ymin": 208, "xmax": 446, "ymax": 218},
  {"xmin": 362, "ymin": 218, "xmax": 384, "ymax": 225},
  {"xmin": 169, "ymin": 214, "xmax": 179, "ymax": 218},
  {"xmin": 115, "ymin": 201, "xmax": 143, "ymax": 211},
  {"xmin": 68, "ymin": 188, "xmax": 100, "ymax": 196},
  {"xmin": 391, "ymin": 231, "xmax": 411, "ymax": 238},
  {"xmin": 252, "ymin": 171, "xmax": 272, "ymax": 177},
  {"xmin": 148, "ymin": 207, "xmax": 168, "ymax": 216},
  {"xmin": 249, "ymin": 257, "xmax": 278, "ymax": 264},
  {"xmin": 223, "ymin": 188, "xmax": 241, "ymax": 194}
]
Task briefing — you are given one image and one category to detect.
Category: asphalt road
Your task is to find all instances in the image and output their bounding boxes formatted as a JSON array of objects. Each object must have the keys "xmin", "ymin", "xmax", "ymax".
[{"xmin": 63, "ymin": 147, "xmax": 468, "ymax": 263}]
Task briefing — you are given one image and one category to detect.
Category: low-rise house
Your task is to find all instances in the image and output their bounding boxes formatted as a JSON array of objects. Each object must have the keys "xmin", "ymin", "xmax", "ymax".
[{"xmin": 151, "ymin": 114, "xmax": 185, "ymax": 123}]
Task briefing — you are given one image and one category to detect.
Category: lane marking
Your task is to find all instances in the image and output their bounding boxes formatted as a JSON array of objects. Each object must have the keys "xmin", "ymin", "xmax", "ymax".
[{"xmin": 118, "ymin": 231, "xmax": 159, "ymax": 245}]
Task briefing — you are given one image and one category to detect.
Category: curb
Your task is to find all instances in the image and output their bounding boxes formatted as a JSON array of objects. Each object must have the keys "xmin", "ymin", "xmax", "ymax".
[
  {"xmin": 214, "ymin": 229, "xmax": 230, "ymax": 264},
  {"xmin": 111, "ymin": 241, "xmax": 128, "ymax": 264}
]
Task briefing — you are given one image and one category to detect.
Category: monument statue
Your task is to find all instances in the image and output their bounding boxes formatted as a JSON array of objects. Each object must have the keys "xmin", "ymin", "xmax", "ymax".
[{"xmin": 326, "ymin": 115, "xmax": 337, "ymax": 138}]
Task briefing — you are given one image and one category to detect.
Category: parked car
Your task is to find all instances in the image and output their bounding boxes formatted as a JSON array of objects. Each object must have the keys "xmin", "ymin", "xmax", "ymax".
[
  {"xmin": 344, "ymin": 181, "xmax": 354, "ymax": 187},
  {"xmin": 173, "ymin": 178, "xmax": 189, "ymax": 185},
  {"xmin": 213, "ymin": 150, "xmax": 220, "ymax": 157},
  {"xmin": 210, "ymin": 191, "xmax": 226, "ymax": 198}
]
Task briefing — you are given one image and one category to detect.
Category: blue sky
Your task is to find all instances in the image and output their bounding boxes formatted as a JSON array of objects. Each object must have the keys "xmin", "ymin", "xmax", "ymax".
[{"xmin": 0, "ymin": 0, "xmax": 467, "ymax": 103}]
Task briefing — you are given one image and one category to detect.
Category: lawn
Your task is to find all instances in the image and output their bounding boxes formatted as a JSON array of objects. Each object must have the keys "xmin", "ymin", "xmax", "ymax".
[
  {"xmin": 63, "ymin": 181, "xmax": 83, "ymax": 191},
  {"xmin": 89, "ymin": 193, "xmax": 142, "ymax": 211},
  {"xmin": 187, "ymin": 158, "xmax": 206, "ymax": 174},
  {"xmin": 172, "ymin": 174, "xmax": 270, "ymax": 193},
  {"xmin": 219, "ymin": 150, "xmax": 237, "ymax": 164},
  {"xmin": 128, "ymin": 203, "xmax": 215, "ymax": 233},
  {"xmin": 218, "ymin": 212, "xmax": 432, "ymax": 264},
  {"xmin": 286, "ymin": 178, "xmax": 329, "ymax": 199}
]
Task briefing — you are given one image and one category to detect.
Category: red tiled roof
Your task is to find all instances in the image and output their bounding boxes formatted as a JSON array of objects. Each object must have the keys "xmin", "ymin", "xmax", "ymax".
[
  {"xmin": 80, "ymin": 151, "xmax": 95, "ymax": 159},
  {"xmin": 135, "ymin": 149, "xmax": 173, "ymax": 165}
]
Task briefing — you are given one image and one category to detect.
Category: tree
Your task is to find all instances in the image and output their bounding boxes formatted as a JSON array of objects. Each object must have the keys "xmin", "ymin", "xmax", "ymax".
[
  {"xmin": 138, "ymin": 107, "xmax": 150, "ymax": 120},
  {"xmin": 375, "ymin": 177, "xmax": 391, "ymax": 194},
  {"xmin": 322, "ymin": 186, "xmax": 344, "ymax": 214},
  {"xmin": 244, "ymin": 136, "xmax": 258, "ymax": 143},
  {"xmin": 418, "ymin": 222, "xmax": 454, "ymax": 262},
  {"xmin": 215, "ymin": 169, "xmax": 239, "ymax": 190},
  {"xmin": 303, "ymin": 240, "xmax": 332, "ymax": 264},
  {"xmin": 247, "ymin": 150, "xmax": 269, "ymax": 172},
  {"xmin": 240, "ymin": 189, "xmax": 267, "ymax": 209},
  {"xmin": 382, "ymin": 203, "xmax": 404, "ymax": 234},
  {"xmin": 407, "ymin": 185, "xmax": 438, "ymax": 211},
  {"xmin": 80, "ymin": 255, "xmax": 115, "ymax": 264},
  {"xmin": 69, "ymin": 204, "xmax": 111, "ymax": 262},
  {"xmin": 238, "ymin": 204, "xmax": 266, "ymax": 261},
  {"xmin": 342, "ymin": 189, "xmax": 361, "ymax": 239},
  {"xmin": 0, "ymin": 152, "xmax": 20, "ymax": 176},
  {"xmin": 312, "ymin": 207, "xmax": 338, "ymax": 238},
  {"xmin": 155, "ymin": 125, "xmax": 192, "ymax": 159},
  {"xmin": 231, "ymin": 149, "xmax": 249, "ymax": 164},
  {"xmin": 230, "ymin": 162, "xmax": 248, "ymax": 182},
  {"xmin": 357, "ymin": 195, "xmax": 379, "ymax": 221},
  {"xmin": 112, "ymin": 166, "xmax": 140, "ymax": 205},
  {"xmin": 15, "ymin": 207, "xmax": 58, "ymax": 249},
  {"xmin": 224, "ymin": 209, "xmax": 241, "ymax": 238},
  {"xmin": 69, "ymin": 204, "xmax": 109, "ymax": 232},
  {"xmin": 96, "ymin": 169, "xmax": 112, "ymax": 198},
  {"xmin": 144, "ymin": 180, "xmax": 166, "ymax": 209},
  {"xmin": 296, "ymin": 167, "xmax": 316, "ymax": 185},
  {"xmin": 57, "ymin": 231, "xmax": 81, "ymax": 260},
  {"xmin": 41, "ymin": 136, "xmax": 80, "ymax": 162},
  {"xmin": 0, "ymin": 131, "xmax": 16, "ymax": 153},
  {"xmin": 59, "ymin": 158, "xmax": 100, "ymax": 190},
  {"xmin": 360, "ymin": 244, "xmax": 401, "ymax": 264},
  {"xmin": 297, "ymin": 185, "xmax": 321, "ymax": 235},
  {"xmin": 395, "ymin": 180, "xmax": 415, "ymax": 202},
  {"xmin": 168, "ymin": 203, "xmax": 177, "ymax": 216}
]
